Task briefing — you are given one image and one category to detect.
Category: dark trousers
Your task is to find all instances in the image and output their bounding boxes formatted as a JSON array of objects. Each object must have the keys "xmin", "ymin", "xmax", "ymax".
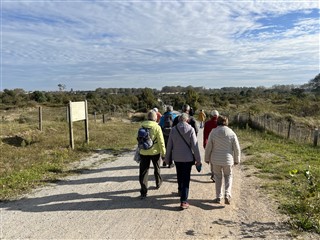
[
  {"xmin": 164, "ymin": 135, "xmax": 173, "ymax": 166},
  {"xmin": 139, "ymin": 154, "xmax": 161, "ymax": 195},
  {"xmin": 175, "ymin": 161, "xmax": 193, "ymax": 203}
]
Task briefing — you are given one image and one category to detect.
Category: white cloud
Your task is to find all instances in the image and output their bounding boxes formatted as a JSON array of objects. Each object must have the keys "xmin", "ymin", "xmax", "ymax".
[{"xmin": 1, "ymin": 0, "xmax": 319, "ymax": 91}]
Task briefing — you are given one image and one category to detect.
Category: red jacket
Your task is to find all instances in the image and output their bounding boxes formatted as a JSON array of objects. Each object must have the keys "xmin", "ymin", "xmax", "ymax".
[{"xmin": 203, "ymin": 116, "xmax": 218, "ymax": 149}]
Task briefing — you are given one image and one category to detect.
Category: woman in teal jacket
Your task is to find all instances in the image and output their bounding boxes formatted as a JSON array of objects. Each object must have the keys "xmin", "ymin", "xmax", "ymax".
[{"xmin": 139, "ymin": 110, "xmax": 166, "ymax": 199}]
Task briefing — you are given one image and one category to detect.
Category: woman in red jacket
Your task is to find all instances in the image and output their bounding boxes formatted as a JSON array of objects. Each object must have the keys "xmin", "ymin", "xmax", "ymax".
[{"xmin": 203, "ymin": 110, "xmax": 219, "ymax": 182}]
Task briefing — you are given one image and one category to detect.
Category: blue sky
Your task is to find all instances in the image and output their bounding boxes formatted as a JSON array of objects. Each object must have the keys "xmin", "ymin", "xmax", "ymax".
[{"xmin": 1, "ymin": 0, "xmax": 319, "ymax": 91}]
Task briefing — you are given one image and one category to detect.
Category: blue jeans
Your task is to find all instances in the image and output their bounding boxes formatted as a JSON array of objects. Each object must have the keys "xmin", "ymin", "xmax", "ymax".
[{"xmin": 175, "ymin": 161, "xmax": 193, "ymax": 203}]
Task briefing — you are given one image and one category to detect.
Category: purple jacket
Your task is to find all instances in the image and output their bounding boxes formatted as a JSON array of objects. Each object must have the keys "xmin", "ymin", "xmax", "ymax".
[{"xmin": 165, "ymin": 122, "xmax": 201, "ymax": 163}]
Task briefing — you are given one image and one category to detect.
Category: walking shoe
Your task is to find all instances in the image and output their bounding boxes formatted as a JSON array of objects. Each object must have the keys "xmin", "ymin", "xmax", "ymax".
[
  {"xmin": 225, "ymin": 197, "xmax": 231, "ymax": 205},
  {"xmin": 140, "ymin": 194, "xmax": 147, "ymax": 200},
  {"xmin": 196, "ymin": 163, "xmax": 202, "ymax": 172},
  {"xmin": 169, "ymin": 163, "xmax": 175, "ymax": 168},
  {"xmin": 210, "ymin": 174, "xmax": 215, "ymax": 183},
  {"xmin": 180, "ymin": 202, "xmax": 189, "ymax": 209},
  {"xmin": 162, "ymin": 162, "xmax": 167, "ymax": 167},
  {"xmin": 212, "ymin": 198, "xmax": 221, "ymax": 204},
  {"xmin": 156, "ymin": 180, "xmax": 163, "ymax": 189}
]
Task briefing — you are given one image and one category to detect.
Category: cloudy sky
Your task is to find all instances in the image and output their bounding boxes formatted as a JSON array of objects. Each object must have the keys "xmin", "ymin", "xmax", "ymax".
[{"xmin": 1, "ymin": 0, "xmax": 319, "ymax": 91}]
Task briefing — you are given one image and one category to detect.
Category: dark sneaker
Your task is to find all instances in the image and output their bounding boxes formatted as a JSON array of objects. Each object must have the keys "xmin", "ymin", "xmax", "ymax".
[
  {"xmin": 180, "ymin": 202, "xmax": 189, "ymax": 209},
  {"xmin": 162, "ymin": 162, "xmax": 167, "ymax": 167},
  {"xmin": 196, "ymin": 163, "xmax": 202, "ymax": 172},
  {"xmin": 225, "ymin": 197, "xmax": 231, "ymax": 205},
  {"xmin": 210, "ymin": 174, "xmax": 215, "ymax": 183},
  {"xmin": 140, "ymin": 194, "xmax": 147, "ymax": 200},
  {"xmin": 156, "ymin": 180, "xmax": 163, "ymax": 189},
  {"xmin": 213, "ymin": 198, "xmax": 221, "ymax": 204}
]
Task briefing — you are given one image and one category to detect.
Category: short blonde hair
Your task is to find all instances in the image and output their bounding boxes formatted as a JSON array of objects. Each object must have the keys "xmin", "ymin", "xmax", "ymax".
[{"xmin": 147, "ymin": 110, "xmax": 157, "ymax": 121}]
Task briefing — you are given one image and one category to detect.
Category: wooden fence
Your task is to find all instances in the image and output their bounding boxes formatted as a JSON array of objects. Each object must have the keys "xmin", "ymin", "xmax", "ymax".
[
  {"xmin": 233, "ymin": 113, "xmax": 319, "ymax": 147},
  {"xmin": 0, "ymin": 106, "xmax": 129, "ymax": 131},
  {"xmin": 1, "ymin": 107, "xmax": 319, "ymax": 147}
]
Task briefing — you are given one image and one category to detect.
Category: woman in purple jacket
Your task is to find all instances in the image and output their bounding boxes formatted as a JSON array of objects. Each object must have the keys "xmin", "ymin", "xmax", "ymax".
[{"xmin": 165, "ymin": 113, "xmax": 202, "ymax": 210}]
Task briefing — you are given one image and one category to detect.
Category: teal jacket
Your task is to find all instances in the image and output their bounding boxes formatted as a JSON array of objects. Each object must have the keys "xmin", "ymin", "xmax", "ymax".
[{"xmin": 139, "ymin": 120, "xmax": 166, "ymax": 157}]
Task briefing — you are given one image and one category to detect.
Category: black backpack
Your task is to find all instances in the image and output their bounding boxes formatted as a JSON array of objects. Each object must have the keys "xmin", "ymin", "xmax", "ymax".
[
  {"xmin": 137, "ymin": 127, "xmax": 154, "ymax": 150},
  {"xmin": 162, "ymin": 114, "xmax": 173, "ymax": 136}
]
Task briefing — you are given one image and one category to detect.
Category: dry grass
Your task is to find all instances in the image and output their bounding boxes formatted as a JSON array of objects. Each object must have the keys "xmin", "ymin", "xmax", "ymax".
[{"xmin": 0, "ymin": 107, "xmax": 140, "ymax": 200}]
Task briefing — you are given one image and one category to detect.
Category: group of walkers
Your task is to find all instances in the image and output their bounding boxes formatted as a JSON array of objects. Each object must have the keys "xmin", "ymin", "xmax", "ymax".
[{"xmin": 136, "ymin": 104, "xmax": 241, "ymax": 210}]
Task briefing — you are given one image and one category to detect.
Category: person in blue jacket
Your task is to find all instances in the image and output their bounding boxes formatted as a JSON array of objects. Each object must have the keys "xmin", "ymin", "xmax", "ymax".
[{"xmin": 159, "ymin": 105, "xmax": 177, "ymax": 168}]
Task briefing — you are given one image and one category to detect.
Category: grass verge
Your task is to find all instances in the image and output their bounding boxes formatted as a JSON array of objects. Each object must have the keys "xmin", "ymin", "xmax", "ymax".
[
  {"xmin": 237, "ymin": 128, "xmax": 320, "ymax": 234},
  {"xmin": 0, "ymin": 119, "xmax": 139, "ymax": 201}
]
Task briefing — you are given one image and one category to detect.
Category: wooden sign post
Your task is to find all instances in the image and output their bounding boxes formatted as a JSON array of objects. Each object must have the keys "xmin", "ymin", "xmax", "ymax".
[{"xmin": 68, "ymin": 100, "xmax": 89, "ymax": 149}]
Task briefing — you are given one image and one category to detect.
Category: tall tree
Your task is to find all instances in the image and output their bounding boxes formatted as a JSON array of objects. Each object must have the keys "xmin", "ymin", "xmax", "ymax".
[
  {"xmin": 139, "ymin": 88, "xmax": 157, "ymax": 110},
  {"xmin": 185, "ymin": 88, "xmax": 199, "ymax": 110},
  {"xmin": 308, "ymin": 73, "xmax": 320, "ymax": 93},
  {"xmin": 58, "ymin": 84, "xmax": 66, "ymax": 91}
]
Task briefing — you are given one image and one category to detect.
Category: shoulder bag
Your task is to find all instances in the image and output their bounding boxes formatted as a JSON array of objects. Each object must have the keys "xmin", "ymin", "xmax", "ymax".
[{"xmin": 176, "ymin": 127, "xmax": 196, "ymax": 165}]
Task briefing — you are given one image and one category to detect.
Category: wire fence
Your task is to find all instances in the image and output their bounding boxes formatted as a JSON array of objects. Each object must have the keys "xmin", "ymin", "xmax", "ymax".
[
  {"xmin": 0, "ymin": 106, "xmax": 129, "ymax": 134},
  {"xmin": 1, "ymin": 107, "xmax": 319, "ymax": 147}
]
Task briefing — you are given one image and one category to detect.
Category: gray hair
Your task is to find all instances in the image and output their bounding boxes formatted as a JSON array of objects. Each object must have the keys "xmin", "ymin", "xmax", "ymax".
[
  {"xmin": 179, "ymin": 113, "xmax": 189, "ymax": 122},
  {"xmin": 182, "ymin": 104, "xmax": 190, "ymax": 113},
  {"xmin": 147, "ymin": 110, "xmax": 157, "ymax": 121},
  {"xmin": 166, "ymin": 105, "xmax": 173, "ymax": 112}
]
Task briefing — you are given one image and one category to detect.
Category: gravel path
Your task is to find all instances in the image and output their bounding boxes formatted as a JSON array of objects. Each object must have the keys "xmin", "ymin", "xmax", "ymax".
[{"xmin": 0, "ymin": 128, "xmax": 315, "ymax": 239}]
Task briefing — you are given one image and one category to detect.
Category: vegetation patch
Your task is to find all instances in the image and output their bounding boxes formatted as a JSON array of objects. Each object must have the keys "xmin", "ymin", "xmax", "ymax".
[
  {"xmin": 239, "ymin": 129, "xmax": 320, "ymax": 234},
  {"xmin": 0, "ymin": 114, "xmax": 139, "ymax": 201}
]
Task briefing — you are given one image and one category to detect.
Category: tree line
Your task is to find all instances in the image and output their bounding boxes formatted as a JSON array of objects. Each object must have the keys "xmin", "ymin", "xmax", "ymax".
[{"xmin": 1, "ymin": 74, "xmax": 319, "ymax": 119}]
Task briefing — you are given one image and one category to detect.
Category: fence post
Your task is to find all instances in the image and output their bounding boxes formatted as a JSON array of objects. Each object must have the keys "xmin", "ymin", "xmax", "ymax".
[
  {"xmin": 66, "ymin": 106, "xmax": 69, "ymax": 122},
  {"xmin": 287, "ymin": 121, "xmax": 292, "ymax": 139},
  {"xmin": 314, "ymin": 128, "xmax": 319, "ymax": 147},
  {"xmin": 248, "ymin": 112, "xmax": 251, "ymax": 128},
  {"xmin": 38, "ymin": 106, "xmax": 43, "ymax": 131},
  {"xmin": 103, "ymin": 114, "xmax": 106, "ymax": 123}
]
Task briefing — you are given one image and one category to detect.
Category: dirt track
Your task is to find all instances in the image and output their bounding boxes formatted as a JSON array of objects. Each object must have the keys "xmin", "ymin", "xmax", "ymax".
[{"xmin": 0, "ymin": 128, "xmax": 315, "ymax": 239}]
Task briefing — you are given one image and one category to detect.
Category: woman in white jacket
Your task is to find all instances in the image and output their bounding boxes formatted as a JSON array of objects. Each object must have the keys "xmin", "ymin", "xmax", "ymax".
[{"xmin": 204, "ymin": 115, "xmax": 241, "ymax": 205}]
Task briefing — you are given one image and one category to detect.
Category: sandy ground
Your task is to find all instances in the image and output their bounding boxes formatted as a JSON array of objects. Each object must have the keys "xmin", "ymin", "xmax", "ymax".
[{"xmin": 0, "ymin": 128, "xmax": 317, "ymax": 240}]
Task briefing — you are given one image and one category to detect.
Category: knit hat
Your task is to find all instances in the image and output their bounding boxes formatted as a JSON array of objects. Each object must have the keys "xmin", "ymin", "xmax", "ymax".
[{"xmin": 211, "ymin": 110, "xmax": 219, "ymax": 116}]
